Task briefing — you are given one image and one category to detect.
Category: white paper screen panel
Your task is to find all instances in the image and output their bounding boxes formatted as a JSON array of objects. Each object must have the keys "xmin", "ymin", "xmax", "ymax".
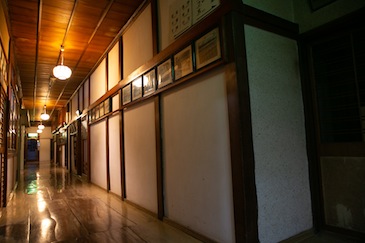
[
  {"xmin": 78, "ymin": 86, "xmax": 83, "ymax": 111},
  {"xmin": 108, "ymin": 42, "xmax": 121, "ymax": 90},
  {"xmin": 124, "ymin": 100, "xmax": 157, "ymax": 213},
  {"xmin": 71, "ymin": 94, "xmax": 78, "ymax": 121},
  {"xmin": 90, "ymin": 120, "xmax": 107, "ymax": 189},
  {"xmin": 162, "ymin": 67, "xmax": 234, "ymax": 242},
  {"xmin": 108, "ymin": 114, "xmax": 122, "ymax": 196},
  {"xmin": 84, "ymin": 79, "xmax": 89, "ymax": 109},
  {"xmin": 90, "ymin": 58, "xmax": 106, "ymax": 104},
  {"xmin": 123, "ymin": 4, "xmax": 153, "ymax": 78}
]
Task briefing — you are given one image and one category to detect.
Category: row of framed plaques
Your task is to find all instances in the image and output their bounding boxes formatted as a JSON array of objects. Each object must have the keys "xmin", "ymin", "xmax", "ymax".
[
  {"xmin": 122, "ymin": 27, "xmax": 221, "ymax": 106},
  {"xmin": 89, "ymin": 98, "xmax": 111, "ymax": 122},
  {"xmin": 0, "ymin": 46, "xmax": 7, "ymax": 89}
]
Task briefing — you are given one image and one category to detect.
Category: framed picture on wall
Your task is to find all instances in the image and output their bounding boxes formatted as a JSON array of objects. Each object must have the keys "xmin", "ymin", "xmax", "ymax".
[
  {"xmin": 157, "ymin": 59, "xmax": 173, "ymax": 89},
  {"xmin": 104, "ymin": 98, "xmax": 110, "ymax": 114},
  {"xmin": 174, "ymin": 45, "xmax": 193, "ymax": 80},
  {"xmin": 95, "ymin": 106, "xmax": 100, "ymax": 119},
  {"xmin": 143, "ymin": 69, "xmax": 156, "ymax": 96},
  {"xmin": 91, "ymin": 108, "xmax": 96, "ymax": 120},
  {"xmin": 132, "ymin": 76, "xmax": 142, "ymax": 101},
  {"xmin": 99, "ymin": 103, "xmax": 105, "ymax": 117},
  {"xmin": 122, "ymin": 84, "xmax": 131, "ymax": 105},
  {"xmin": 195, "ymin": 27, "xmax": 221, "ymax": 69}
]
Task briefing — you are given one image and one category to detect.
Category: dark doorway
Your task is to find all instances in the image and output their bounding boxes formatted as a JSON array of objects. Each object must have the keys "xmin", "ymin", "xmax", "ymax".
[{"xmin": 26, "ymin": 139, "xmax": 38, "ymax": 161}]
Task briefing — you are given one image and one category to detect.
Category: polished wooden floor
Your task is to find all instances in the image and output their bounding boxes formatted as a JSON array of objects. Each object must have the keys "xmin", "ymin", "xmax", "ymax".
[
  {"xmin": 0, "ymin": 161, "xmax": 200, "ymax": 242},
  {"xmin": 1, "ymin": 161, "xmax": 362, "ymax": 243}
]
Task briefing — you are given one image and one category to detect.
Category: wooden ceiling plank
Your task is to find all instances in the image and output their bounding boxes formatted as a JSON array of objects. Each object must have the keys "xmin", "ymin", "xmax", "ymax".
[{"xmin": 8, "ymin": 0, "xmax": 144, "ymax": 120}]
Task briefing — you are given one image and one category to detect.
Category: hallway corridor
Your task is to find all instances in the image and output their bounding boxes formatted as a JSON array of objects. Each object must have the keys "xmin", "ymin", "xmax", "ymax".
[{"xmin": 0, "ymin": 161, "xmax": 200, "ymax": 242}]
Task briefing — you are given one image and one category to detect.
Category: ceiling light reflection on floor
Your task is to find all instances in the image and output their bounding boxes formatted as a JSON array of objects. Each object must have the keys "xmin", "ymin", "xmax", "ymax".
[
  {"xmin": 37, "ymin": 199, "xmax": 47, "ymax": 212},
  {"xmin": 26, "ymin": 180, "xmax": 38, "ymax": 195},
  {"xmin": 41, "ymin": 218, "xmax": 53, "ymax": 239}
]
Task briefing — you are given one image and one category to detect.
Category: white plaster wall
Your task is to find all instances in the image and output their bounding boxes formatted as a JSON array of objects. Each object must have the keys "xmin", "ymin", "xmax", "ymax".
[
  {"xmin": 243, "ymin": 0, "xmax": 295, "ymax": 22},
  {"xmin": 293, "ymin": 0, "xmax": 365, "ymax": 33},
  {"xmin": 108, "ymin": 114, "xmax": 122, "ymax": 196},
  {"xmin": 162, "ymin": 67, "xmax": 234, "ymax": 242},
  {"xmin": 158, "ymin": 0, "xmax": 175, "ymax": 51},
  {"xmin": 123, "ymin": 4, "xmax": 153, "ymax": 78},
  {"xmin": 39, "ymin": 139, "xmax": 50, "ymax": 162},
  {"xmin": 124, "ymin": 100, "xmax": 157, "ymax": 213},
  {"xmin": 90, "ymin": 59, "xmax": 106, "ymax": 104},
  {"xmin": 245, "ymin": 25, "xmax": 312, "ymax": 243},
  {"xmin": 108, "ymin": 42, "xmax": 121, "ymax": 90},
  {"xmin": 90, "ymin": 121, "xmax": 107, "ymax": 189}
]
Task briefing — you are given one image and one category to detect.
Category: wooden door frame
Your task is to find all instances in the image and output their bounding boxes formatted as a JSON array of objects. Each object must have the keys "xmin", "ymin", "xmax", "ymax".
[{"xmin": 299, "ymin": 7, "xmax": 365, "ymax": 239}]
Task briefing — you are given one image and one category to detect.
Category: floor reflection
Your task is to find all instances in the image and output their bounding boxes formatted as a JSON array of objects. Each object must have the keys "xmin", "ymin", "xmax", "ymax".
[{"xmin": 0, "ymin": 161, "xmax": 201, "ymax": 243}]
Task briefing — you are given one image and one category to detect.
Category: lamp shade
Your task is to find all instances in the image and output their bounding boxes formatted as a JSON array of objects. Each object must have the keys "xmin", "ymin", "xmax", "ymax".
[
  {"xmin": 53, "ymin": 65, "xmax": 72, "ymax": 80},
  {"xmin": 40, "ymin": 113, "xmax": 50, "ymax": 121},
  {"xmin": 37, "ymin": 129, "xmax": 43, "ymax": 133},
  {"xmin": 38, "ymin": 124, "xmax": 45, "ymax": 130}
]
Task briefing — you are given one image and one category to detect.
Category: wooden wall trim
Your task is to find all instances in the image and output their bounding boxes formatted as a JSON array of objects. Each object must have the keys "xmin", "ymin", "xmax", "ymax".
[
  {"xmin": 299, "ymin": 6, "xmax": 365, "ymax": 40},
  {"xmin": 120, "ymin": 107, "xmax": 126, "ymax": 199},
  {"xmin": 87, "ymin": 117, "xmax": 91, "ymax": 182},
  {"xmin": 76, "ymin": 118, "xmax": 82, "ymax": 175},
  {"xmin": 241, "ymin": 4, "xmax": 299, "ymax": 39},
  {"xmin": 106, "ymin": 117, "xmax": 110, "ymax": 191},
  {"xmin": 154, "ymin": 95, "xmax": 163, "ymax": 220},
  {"xmin": 223, "ymin": 13, "xmax": 258, "ymax": 242},
  {"xmin": 298, "ymin": 39, "xmax": 322, "ymax": 231},
  {"xmin": 163, "ymin": 218, "xmax": 216, "ymax": 243},
  {"xmin": 298, "ymin": 8, "xmax": 365, "ymax": 234},
  {"xmin": 1, "ymin": 97, "xmax": 9, "ymax": 207},
  {"xmin": 119, "ymin": 36, "xmax": 123, "ymax": 83},
  {"xmin": 106, "ymin": 53, "xmax": 109, "ymax": 92},
  {"xmin": 151, "ymin": 0, "xmax": 159, "ymax": 55}
]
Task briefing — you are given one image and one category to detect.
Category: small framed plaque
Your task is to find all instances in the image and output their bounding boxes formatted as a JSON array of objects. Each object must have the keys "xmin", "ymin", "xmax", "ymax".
[
  {"xmin": 157, "ymin": 59, "xmax": 173, "ymax": 89},
  {"xmin": 132, "ymin": 77, "xmax": 142, "ymax": 101},
  {"xmin": 174, "ymin": 45, "xmax": 193, "ymax": 80},
  {"xmin": 122, "ymin": 84, "xmax": 131, "ymax": 105},
  {"xmin": 143, "ymin": 69, "xmax": 156, "ymax": 96},
  {"xmin": 104, "ymin": 98, "xmax": 110, "ymax": 114},
  {"xmin": 195, "ymin": 28, "xmax": 221, "ymax": 69}
]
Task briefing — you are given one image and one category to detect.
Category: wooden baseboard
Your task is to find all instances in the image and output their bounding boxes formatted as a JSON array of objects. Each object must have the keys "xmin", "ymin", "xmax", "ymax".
[
  {"xmin": 124, "ymin": 199, "xmax": 158, "ymax": 218},
  {"xmin": 163, "ymin": 217, "xmax": 217, "ymax": 243},
  {"xmin": 279, "ymin": 229, "xmax": 315, "ymax": 243}
]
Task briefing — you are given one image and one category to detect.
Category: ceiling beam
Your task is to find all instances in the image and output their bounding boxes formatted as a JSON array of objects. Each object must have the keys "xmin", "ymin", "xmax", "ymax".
[{"xmin": 32, "ymin": 0, "xmax": 42, "ymax": 121}]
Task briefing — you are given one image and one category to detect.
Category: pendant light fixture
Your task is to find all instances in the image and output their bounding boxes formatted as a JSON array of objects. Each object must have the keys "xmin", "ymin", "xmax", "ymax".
[
  {"xmin": 38, "ymin": 123, "xmax": 45, "ymax": 130},
  {"xmin": 40, "ymin": 105, "xmax": 50, "ymax": 121},
  {"xmin": 53, "ymin": 45, "xmax": 72, "ymax": 80}
]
